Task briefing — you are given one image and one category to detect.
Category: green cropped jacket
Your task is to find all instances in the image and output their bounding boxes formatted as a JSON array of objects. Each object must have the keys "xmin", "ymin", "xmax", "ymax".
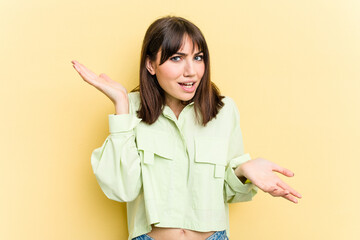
[{"xmin": 91, "ymin": 92, "xmax": 257, "ymax": 239}]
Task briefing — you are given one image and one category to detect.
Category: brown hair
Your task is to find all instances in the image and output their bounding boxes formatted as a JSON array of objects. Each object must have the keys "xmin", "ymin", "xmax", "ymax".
[{"xmin": 131, "ymin": 15, "xmax": 224, "ymax": 126}]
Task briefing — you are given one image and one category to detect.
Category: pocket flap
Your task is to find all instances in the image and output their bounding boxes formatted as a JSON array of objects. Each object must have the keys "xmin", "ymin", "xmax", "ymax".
[
  {"xmin": 136, "ymin": 128, "xmax": 173, "ymax": 160},
  {"xmin": 195, "ymin": 137, "xmax": 228, "ymax": 166}
]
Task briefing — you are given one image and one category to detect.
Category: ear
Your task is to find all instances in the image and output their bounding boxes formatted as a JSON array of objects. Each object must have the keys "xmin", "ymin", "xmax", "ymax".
[{"xmin": 145, "ymin": 56, "xmax": 156, "ymax": 75}]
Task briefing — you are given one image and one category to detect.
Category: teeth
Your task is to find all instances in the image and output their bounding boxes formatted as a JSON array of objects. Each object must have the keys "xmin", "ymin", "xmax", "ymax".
[{"xmin": 180, "ymin": 82, "xmax": 194, "ymax": 86}]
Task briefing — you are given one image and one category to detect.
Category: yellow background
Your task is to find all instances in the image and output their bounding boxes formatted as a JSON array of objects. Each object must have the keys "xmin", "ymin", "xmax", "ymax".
[{"xmin": 1, "ymin": 0, "xmax": 359, "ymax": 239}]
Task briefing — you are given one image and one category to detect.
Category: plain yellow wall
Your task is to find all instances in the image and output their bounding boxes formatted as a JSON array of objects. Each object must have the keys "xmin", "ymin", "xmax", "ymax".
[{"xmin": 1, "ymin": 0, "xmax": 359, "ymax": 239}]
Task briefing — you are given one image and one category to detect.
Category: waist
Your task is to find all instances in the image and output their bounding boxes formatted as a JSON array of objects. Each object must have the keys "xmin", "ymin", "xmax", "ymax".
[{"xmin": 146, "ymin": 225, "xmax": 217, "ymax": 240}]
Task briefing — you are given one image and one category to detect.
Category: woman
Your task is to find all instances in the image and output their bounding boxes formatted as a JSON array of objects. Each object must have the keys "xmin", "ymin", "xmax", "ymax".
[{"xmin": 71, "ymin": 16, "xmax": 301, "ymax": 240}]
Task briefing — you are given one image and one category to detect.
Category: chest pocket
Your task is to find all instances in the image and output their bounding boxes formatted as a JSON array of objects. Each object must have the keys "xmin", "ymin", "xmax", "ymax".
[
  {"xmin": 194, "ymin": 137, "xmax": 228, "ymax": 178},
  {"xmin": 136, "ymin": 128, "xmax": 174, "ymax": 165}
]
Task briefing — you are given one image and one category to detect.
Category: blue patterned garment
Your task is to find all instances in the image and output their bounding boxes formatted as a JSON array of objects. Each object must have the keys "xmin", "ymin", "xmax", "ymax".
[{"xmin": 132, "ymin": 230, "xmax": 229, "ymax": 240}]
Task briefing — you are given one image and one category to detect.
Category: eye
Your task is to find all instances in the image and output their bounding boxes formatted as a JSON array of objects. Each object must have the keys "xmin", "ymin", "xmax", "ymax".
[
  {"xmin": 170, "ymin": 56, "xmax": 181, "ymax": 62},
  {"xmin": 195, "ymin": 55, "xmax": 204, "ymax": 61}
]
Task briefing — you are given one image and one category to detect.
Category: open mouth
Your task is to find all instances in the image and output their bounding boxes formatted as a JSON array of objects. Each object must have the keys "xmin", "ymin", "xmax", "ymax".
[{"xmin": 178, "ymin": 82, "xmax": 195, "ymax": 88}]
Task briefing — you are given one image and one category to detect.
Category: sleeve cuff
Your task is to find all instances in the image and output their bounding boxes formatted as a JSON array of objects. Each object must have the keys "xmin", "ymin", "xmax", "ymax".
[
  {"xmin": 108, "ymin": 114, "xmax": 142, "ymax": 133},
  {"xmin": 225, "ymin": 153, "xmax": 254, "ymax": 193},
  {"xmin": 228, "ymin": 153, "xmax": 251, "ymax": 168},
  {"xmin": 225, "ymin": 165, "xmax": 254, "ymax": 193}
]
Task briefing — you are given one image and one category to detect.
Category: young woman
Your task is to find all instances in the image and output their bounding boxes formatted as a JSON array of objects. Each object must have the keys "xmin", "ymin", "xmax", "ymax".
[{"xmin": 71, "ymin": 16, "xmax": 301, "ymax": 240}]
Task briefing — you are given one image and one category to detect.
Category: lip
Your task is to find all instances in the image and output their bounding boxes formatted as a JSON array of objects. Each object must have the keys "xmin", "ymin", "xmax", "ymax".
[
  {"xmin": 177, "ymin": 80, "xmax": 196, "ymax": 84},
  {"xmin": 178, "ymin": 81, "xmax": 197, "ymax": 93}
]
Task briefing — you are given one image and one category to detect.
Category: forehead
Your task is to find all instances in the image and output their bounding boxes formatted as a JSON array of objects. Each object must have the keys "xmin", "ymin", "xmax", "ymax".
[{"xmin": 178, "ymin": 35, "xmax": 200, "ymax": 53}]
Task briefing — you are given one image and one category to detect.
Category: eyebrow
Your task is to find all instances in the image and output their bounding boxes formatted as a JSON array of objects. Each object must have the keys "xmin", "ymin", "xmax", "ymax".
[{"xmin": 174, "ymin": 51, "xmax": 203, "ymax": 56}]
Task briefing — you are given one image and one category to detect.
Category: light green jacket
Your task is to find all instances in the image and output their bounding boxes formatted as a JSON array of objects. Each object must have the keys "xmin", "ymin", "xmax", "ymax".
[{"xmin": 91, "ymin": 91, "xmax": 257, "ymax": 239}]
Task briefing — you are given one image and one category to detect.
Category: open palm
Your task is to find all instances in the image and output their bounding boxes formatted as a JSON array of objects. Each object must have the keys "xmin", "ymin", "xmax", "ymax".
[
  {"xmin": 238, "ymin": 158, "xmax": 302, "ymax": 203},
  {"xmin": 71, "ymin": 60, "xmax": 128, "ymax": 105}
]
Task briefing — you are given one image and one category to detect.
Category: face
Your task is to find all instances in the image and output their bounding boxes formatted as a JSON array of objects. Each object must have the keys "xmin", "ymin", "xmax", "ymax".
[{"xmin": 146, "ymin": 35, "xmax": 205, "ymax": 109}]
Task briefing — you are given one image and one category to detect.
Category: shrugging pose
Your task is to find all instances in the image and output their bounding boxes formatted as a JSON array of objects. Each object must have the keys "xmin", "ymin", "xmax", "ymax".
[{"xmin": 72, "ymin": 15, "xmax": 301, "ymax": 240}]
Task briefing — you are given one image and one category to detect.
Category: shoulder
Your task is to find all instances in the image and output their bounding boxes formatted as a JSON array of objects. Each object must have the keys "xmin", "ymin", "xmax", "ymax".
[
  {"xmin": 217, "ymin": 95, "xmax": 241, "ymax": 124},
  {"xmin": 221, "ymin": 95, "xmax": 236, "ymax": 107},
  {"xmin": 219, "ymin": 95, "xmax": 238, "ymax": 114}
]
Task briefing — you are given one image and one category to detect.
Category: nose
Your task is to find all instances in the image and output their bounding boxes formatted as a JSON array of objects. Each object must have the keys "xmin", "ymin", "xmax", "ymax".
[{"xmin": 183, "ymin": 59, "xmax": 196, "ymax": 77}]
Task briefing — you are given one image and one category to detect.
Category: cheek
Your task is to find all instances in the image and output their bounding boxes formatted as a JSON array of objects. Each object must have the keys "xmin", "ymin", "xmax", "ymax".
[
  {"xmin": 198, "ymin": 64, "xmax": 205, "ymax": 77},
  {"xmin": 158, "ymin": 65, "xmax": 182, "ymax": 79}
]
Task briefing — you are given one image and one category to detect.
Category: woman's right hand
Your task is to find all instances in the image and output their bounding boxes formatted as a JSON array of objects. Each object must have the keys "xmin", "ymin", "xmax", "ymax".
[{"xmin": 71, "ymin": 60, "xmax": 129, "ymax": 114}]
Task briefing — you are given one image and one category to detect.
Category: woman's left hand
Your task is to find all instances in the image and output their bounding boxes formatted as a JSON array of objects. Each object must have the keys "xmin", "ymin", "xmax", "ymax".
[{"xmin": 235, "ymin": 158, "xmax": 302, "ymax": 203}]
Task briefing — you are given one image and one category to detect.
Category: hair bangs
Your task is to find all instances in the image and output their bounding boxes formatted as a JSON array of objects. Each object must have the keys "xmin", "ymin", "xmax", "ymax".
[{"xmin": 159, "ymin": 26, "xmax": 207, "ymax": 65}]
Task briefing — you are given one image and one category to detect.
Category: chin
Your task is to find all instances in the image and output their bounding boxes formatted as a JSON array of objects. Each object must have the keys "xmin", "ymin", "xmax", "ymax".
[{"xmin": 180, "ymin": 94, "xmax": 196, "ymax": 102}]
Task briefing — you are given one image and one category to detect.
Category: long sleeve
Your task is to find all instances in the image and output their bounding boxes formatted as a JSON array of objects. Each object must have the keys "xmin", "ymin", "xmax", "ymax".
[
  {"xmin": 91, "ymin": 101, "xmax": 142, "ymax": 202},
  {"xmin": 223, "ymin": 98, "xmax": 258, "ymax": 203}
]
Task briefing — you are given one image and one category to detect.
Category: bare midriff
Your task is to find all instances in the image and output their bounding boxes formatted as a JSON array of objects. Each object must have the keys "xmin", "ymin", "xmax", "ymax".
[{"xmin": 146, "ymin": 225, "xmax": 216, "ymax": 240}]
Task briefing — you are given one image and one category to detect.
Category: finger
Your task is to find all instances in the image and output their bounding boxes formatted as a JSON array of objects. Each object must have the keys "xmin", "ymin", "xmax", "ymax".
[
  {"xmin": 277, "ymin": 181, "xmax": 302, "ymax": 199},
  {"xmin": 76, "ymin": 62, "xmax": 98, "ymax": 80},
  {"xmin": 73, "ymin": 62, "xmax": 101, "ymax": 87},
  {"xmin": 72, "ymin": 60, "xmax": 96, "ymax": 79},
  {"xmin": 76, "ymin": 61, "xmax": 93, "ymax": 73},
  {"xmin": 72, "ymin": 63, "xmax": 81, "ymax": 72},
  {"xmin": 73, "ymin": 66, "xmax": 102, "ymax": 90},
  {"xmin": 72, "ymin": 60, "xmax": 82, "ymax": 70},
  {"xmin": 259, "ymin": 184, "xmax": 277, "ymax": 193},
  {"xmin": 73, "ymin": 63, "xmax": 87, "ymax": 79},
  {"xmin": 72, "ymin": 61, "xmax": 88, "ymax": 76},
  {"xmin": 270, "ymin": 188, "xmax": 290, "ymax": 197},
  {"xmin": 261, "ymin": 185, "xmax": 284, "ymax": 195},
  {"xmin": 272, "ymin": 163, "xmax": 294, "ymax": 177},
  {"xmin": 282, "ymin": 192, "xmax": 299, "ymax": 204},
  {"xmin": 269, "ymin": 189, "xmax": 281, "ymax": 197}
]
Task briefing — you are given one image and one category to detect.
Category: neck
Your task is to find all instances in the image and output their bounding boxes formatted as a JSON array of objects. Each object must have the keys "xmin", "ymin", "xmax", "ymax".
[{"xmin": 165, "ymin": 98, "xmax": 185, "ymax": 119}]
